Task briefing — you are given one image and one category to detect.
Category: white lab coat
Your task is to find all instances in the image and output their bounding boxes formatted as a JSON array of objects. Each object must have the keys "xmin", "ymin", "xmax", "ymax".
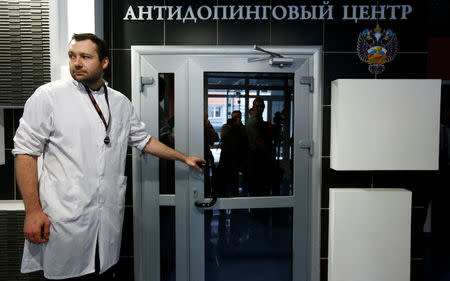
[{"xmin": 12, "ymin": 79, "xmax": 150, "ymax": 279}]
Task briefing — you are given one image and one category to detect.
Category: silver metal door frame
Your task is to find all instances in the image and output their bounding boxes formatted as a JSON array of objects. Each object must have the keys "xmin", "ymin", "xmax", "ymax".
[{"xmin": 131, "ymin": 46, "xmax": 323, "ymax": 281}]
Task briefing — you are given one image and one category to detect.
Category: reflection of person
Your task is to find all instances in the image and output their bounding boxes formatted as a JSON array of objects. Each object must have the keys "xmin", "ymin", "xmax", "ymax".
[
  {"xmin": 205, "ymin": 114, "xmax": 219, "ymax": 164},
  {"xmin": 158, "ymin": 76, "xmax": 174, "ymax": 147},
  {"xmin": 158, "ymin": 75, "xmax": 176, "ymax": 194},
  {"xmin": 246, "ymin": 97, "xmax": 276, "ymax": 196},
  {"xmin": 204, "ymin": 115, "xmax": 219, "ymax": 199},
  {"xmin": 13, "ymin": 33, "xmax": 204, "ymax": 280},
  {"xmin": 217, "ymin": 111, "xmax": 248, "ymax": 196},
  {"xmin": 248, "ymin": 106, "xmax": 256, "ymax": 117}
]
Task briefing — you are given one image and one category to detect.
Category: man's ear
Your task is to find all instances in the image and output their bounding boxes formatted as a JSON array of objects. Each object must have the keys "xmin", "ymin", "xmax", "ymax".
[{"xmin": 102, "ymin": 57, "xmax": 109, "ymax": 70}]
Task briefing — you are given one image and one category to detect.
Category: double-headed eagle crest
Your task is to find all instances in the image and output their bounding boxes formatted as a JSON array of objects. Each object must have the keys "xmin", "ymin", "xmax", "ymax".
[{"xmin": 357, "ymin": 24, "xmax": 398, "ymax": 75}]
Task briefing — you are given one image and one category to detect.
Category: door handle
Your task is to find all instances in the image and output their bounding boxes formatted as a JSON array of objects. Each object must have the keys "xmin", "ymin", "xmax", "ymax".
[
  {"xmin": 194, "ymin": 160, "xmax": 217, "ymax": 208},
  {"xmin": 194, "ymin": 196, "xmax": 217, "ymax": 208}
]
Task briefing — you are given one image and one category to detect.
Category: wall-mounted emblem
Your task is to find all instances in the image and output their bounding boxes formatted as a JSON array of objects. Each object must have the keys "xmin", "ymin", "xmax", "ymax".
[{"xmin": 357, "ymin": 24, "xmax": 398, "ymax": 75}]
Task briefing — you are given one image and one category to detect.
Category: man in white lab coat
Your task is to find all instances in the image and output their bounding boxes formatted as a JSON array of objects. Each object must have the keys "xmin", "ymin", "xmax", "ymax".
[{"xmin": 13, "ymin": 33, "xmax": 204, "ymax": 280}]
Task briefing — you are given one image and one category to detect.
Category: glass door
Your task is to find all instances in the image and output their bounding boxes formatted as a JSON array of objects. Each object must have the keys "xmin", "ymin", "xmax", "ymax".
[
  {"xmin": 188, "ymin": 56, "xmax": 312, "ymax": 281},
  {"xmin": 203, "ymin": 72, "xmax": 295, "ymax": 281},
  {"xmin": 132, "ymin": 47, "xmax": 321, "ymax": 281}
]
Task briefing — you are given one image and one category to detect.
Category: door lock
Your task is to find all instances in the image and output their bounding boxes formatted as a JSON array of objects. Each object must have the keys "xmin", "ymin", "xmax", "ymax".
[{"xmin": 193, "ymin": 188, "xmax": 198, "ymax": 198}]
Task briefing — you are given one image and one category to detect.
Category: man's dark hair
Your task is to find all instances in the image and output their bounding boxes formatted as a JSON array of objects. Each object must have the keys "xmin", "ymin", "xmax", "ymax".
[
  {"xmin": 71, "ymin": 33, "xmax": 108, "ymax": 61},
  {"xmin": 253, "ymin": 97, "xmax": 265, "ymax": 106}
]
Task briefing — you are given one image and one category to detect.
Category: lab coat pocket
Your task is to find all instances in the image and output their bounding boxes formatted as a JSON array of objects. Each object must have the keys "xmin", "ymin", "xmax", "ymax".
[
  {"xmin": 116, "ymin": 175, "xmax": 127, "ymax": 208},
  {"xmin": 104, "ymin": 176, "xmax": 127, "ymax": 209},
  {"xmin": 108, "ymin": 120, "xmax": 129, "ymax": 159},
  {"xmin": 40, "ymin": 179, "xmax": 82, "ymax": 222},
  {"xmin": 106, "ymin": 176, "xmax": 127, "ymax": 236}
]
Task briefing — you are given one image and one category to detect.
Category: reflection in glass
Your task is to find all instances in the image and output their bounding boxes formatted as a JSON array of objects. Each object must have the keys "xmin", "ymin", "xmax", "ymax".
[
  {"xmin": 161, "ymin": 206, "xmax": 175, "ymax": 281},
  {"xmin": 159, "ymin": 73, "xmax": 175, "ymax": 194},
  {"xmin": 208, "ymin": 89, "xmax": 227, "ymax": 96},
  {"xmin": 208, "ymin": 77, "xmax": 246, "ymax": 86},
  {"xmin": 249, "ymin": 78, "xmax": 285, "ymax": 87},
  {"xmin": 260, "ymin": 89, "xmax": 284, "ymax": 96},
  {"xmin": 205, "ymin": 73, "xmax": 294, "ymax": 197},
  {"xmin": 207, "ymin": 96, "xmax": 227, "ymax": 137},
  {"xmin": 205, "ymin": 208, "xmax": 293, "ymax": 281}
]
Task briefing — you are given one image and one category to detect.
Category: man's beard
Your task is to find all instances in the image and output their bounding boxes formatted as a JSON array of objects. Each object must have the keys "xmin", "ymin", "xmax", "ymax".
[
  {"xmin": 74, "ymin": 75, "xmax": 101, "ymax": 86},
  {"xmin": 71, "ymin": 68, "xmax": 103, "ymax": 87}
]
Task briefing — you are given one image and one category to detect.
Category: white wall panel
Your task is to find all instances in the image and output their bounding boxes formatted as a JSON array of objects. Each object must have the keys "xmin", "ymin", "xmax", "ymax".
[
  {"xmin": 330, "ymin": 79, "xmax": 441, "ymax": 170},
  {"xmin": 328, "ymin": 188, "xmax": 412, "ymax": 281}
]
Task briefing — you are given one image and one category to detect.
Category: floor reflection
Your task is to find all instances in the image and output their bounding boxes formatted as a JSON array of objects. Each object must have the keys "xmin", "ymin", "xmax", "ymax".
[{"xmin": 205, "ymin": 208, "xmax": 292, "ymax": 281}]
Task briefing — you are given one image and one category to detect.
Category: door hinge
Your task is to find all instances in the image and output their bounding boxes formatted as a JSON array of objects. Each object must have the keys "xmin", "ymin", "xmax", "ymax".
[
  {"xmin": 140, "ymin": 76, "xmax": 154, "ymax": 92},
  {"xmin": 300, "ymin": 76, "xmax": 314, "ymax": 93},
  {"xmin": 299, "ymin": 139, "xmax": 314, "ymax": 157}
]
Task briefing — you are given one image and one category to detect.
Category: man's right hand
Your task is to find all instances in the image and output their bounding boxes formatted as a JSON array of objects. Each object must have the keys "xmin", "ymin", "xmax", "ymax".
[{"xmin": 23, "ymin": 210, "xmax": 51, "ymax": 244}]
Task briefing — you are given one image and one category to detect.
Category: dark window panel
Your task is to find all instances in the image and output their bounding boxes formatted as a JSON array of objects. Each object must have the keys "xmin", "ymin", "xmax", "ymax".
[
  {"xmin": 4, "ymin": 109, "xmax": 14, "ymax": 150},
  {"xmin": 0, "ymin": 152, "xmax": 15, "ymax": 200},
  {"xmin": 322, "ymin": 106, "xmax": 330, "ymax": 157}
]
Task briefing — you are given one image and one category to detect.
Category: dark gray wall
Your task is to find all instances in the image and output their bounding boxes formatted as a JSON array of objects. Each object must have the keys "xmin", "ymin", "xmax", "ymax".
[
  {"xmin": 1, "ymin": 0, "xmax": 449, "ymax": 280},
  {"xmin": 103, "ymin": 0, "xmax": 450, "ymax": 280}
]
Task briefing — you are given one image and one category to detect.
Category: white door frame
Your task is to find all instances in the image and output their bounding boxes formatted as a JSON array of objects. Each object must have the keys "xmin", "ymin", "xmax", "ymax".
[{"xmin": 131, "ymin": 46, "xmax": 323, "ymax": 281}]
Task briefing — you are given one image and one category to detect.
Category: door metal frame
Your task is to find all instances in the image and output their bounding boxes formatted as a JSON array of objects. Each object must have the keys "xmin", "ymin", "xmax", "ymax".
[{"xmin": 131, "ymin": 46, "xmax": 323, "ymax": 281}]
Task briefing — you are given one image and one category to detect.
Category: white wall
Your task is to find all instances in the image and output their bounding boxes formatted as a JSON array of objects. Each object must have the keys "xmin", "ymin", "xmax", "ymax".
[
  {"xmin": 328, "ymin": 188, "xmax": 412, "ymax": 281},
  {"xmin": 330, "ymin": 79, "xmax": 441, "ymax": 170},
  {"xmin": 49, "ymin": 0, "xmax": 103, "ymax": 81}
]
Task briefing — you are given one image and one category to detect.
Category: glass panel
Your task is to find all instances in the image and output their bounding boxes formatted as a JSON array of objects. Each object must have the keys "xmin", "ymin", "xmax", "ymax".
[
  {"xmin": 205, "ymin": 208, "xmax": 293, "ymax": 281},
  {"xmin": 206, "ymin": 73, "xmax": 294, "ymax": 197},
  {"xmin": 159, "ymin": 73, "xmax": 175, "ymax": 194},
  {"xmin": 249, "ymin": 98, "xmax": 268, "ymax": 121},
  {"xmin": 208, "ymin": 89, "xmax": 227, "ymax": 96},
  {"xmin": 249, "ymin": 78, "xmax": 285, "ymax": 86},
  {"xmin": 208, "ymin": 77, "xmax": 246, "ymax": 86},
  {"xmin": 207, "ymin": 96, "xmax": 226, "ymax": 141},
  {"xmin": 226, "ymin": 90, "xmax": 245, "ymax": 122},
  {"xmin": 259, "ymin": 89, "xmax": 285, "ymax": 96},
  {"xmin": 160, "ymin": 206, "xmax": 175, "ymax": 281}
]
